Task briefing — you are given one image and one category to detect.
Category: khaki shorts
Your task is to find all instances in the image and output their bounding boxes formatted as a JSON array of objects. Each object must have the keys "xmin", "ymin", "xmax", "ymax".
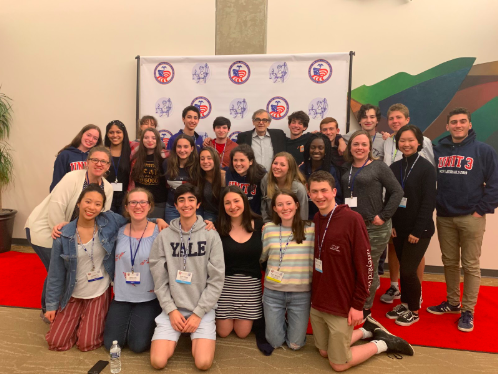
[{"xmin": 310, "ymin": 307, "xmax": 353, "ymax": 365}]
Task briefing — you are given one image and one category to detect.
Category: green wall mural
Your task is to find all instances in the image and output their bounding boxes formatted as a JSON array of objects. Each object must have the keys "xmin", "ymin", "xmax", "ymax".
[{"xmin": 351, "ymin": 58, "xmax": 498, "ymax": 152}]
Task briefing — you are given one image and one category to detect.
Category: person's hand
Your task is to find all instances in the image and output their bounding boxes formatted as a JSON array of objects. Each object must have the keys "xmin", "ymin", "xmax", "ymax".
[
  {"xmin": 44, "ymin": 310, "xmax": 56, "ymax": 323},
  {"xmin": 183, "ymin": 313, "xmax": 201, "ymax": 333},
  {"xmin": 311, "ymin": 130, "xmax": 319, "ymax": 134},
  {"xmin": 51, "ymin": 222, "xmax": 69, "ymax": 239},
  {"xmin": 408, "ymin": 234, "xmax": 419, "ymax": 244},
  {"xmin": 204, "ymin": 220, "xmax": 216, "ymax": 231},
  {"xmin": 372, "ymin": 215, "xmax": 385, "ymax": 226},
  {"xmin": 338, "ymin": 138, "xmax": 347, "ymax": 156},
  {"xmin": 391, "ymin": 227, "xmax": 397, "ymax": 238},
  {"xmin": 203, "ymin": 137, "xmax": 213, "ymax": 147},
  {"xmin": 472, "ymin": 212, "xmax": 483, "ymax": 218},
  {"xmin": 347, "ymin": 307, "xmax": 363, "ymax": 327},
  {"xmin": 156, "ymin": 219, "xmax": 169, "ymax": 232},
  {"xmin": 169, "ymin": 310, "xmax": 187, "ymax": 332},
  {"xmin": 381, "ymin": 131, "xmax": 391, "ymax": 140}
]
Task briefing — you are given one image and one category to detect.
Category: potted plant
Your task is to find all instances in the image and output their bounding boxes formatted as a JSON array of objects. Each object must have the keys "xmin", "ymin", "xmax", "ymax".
[{"xmin": 0, "ymin": 89, "xmax": 16, "ymax": 253}]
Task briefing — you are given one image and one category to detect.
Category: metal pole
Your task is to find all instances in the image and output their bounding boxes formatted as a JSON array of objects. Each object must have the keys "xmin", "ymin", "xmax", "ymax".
[
  {"xmin": 135, "ymin": 55, "xmax": 140, "ymax": 137},
  {"xmin": 346, "ymin": 51, "xmax": 355, "ymax": 133}
]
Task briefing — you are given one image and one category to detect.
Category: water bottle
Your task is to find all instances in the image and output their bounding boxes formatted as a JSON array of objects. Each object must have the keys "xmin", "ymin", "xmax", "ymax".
[{"xmin": 110, "ymin": 340, "xmax": 121, "ymax": 373}]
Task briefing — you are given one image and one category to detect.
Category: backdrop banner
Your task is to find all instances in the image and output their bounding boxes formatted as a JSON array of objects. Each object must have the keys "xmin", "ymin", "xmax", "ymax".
[{"xmin": 138, "ymin": 53, "xmax": 350, "ymax": 145}]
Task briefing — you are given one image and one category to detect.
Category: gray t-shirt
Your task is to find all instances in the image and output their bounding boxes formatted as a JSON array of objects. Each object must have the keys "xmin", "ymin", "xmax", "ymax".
[{"xmin": 343, "ymin": 131, "xmax": 385, "ymax": 161}]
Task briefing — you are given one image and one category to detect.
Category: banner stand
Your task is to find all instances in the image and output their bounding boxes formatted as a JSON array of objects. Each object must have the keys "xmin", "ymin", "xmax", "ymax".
[
  {"xmin": 346, "ymin": 51, "xmax": 355, "ymax": 133},
  {"xmin": 135, "ymin": 55, "xmax": 141, "ymax": 135}
]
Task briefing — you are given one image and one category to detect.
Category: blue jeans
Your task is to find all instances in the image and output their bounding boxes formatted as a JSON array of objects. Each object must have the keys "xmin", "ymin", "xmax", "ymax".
[
  {"xmin": 202, "ymin": 210, "xmax": 218, "ymax": 223},
  {"xmin": 103, "ymin": 298, "xmax": 162, "ymax": 353},
  {"xmin": 164, "ymin": 203, "xmax": 179, "ymax": 224},
  {"xmin": 26, "ymin": 228, "xmax": 51, "ymax": 313},
  {"xmin": 262, "ymin": 288, "xmax": 311, "ymax": 350}
]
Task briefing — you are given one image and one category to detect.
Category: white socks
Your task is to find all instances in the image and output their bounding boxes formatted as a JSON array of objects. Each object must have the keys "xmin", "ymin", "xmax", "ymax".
[
  {"xmin": 359, "ymin": 328, "xmax": 373, "ymax": 340},
  {"xmin": 372, "ymin": 340, "xmax": 388, "ymax": 354},
  {"xmin": 391, "ymin": 281, "xmax": 399, "ymax": 290}
]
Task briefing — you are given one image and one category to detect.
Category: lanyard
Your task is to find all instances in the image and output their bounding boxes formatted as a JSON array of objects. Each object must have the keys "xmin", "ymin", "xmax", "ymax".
[
  {"xmin": 179, "ymin": 222, "xmax": 196, "ymax": 271},
  {"xmin": 317, "ymin": 204, "xmax": 337, "ymax": 259},
  {"xmin": 372, "ymin": 133, "xmax": 377, "ymax": 143},
  {"xmin": 348, "ymin": 159, "xmax": 369, "ymax": 198},
  {"xmin": 76, "ymin": 221, "xmax": 97, "ymax": 271},
  {"xmin": 215, "ymin": 141, "xmax": 227, "ymax": 163},
  {"xmin": 128, "ymin": 221, "xmax": 149, "ymax": 272},
  {"xmin": 391, "ymin": 136, "xmax": 398, "ymax": 163},
  {"xmin": 111, "ymin": 156, "xmax": 121, "ymax": 183},
  {"xmin": 278, "ymin": 225, "xmax": 293, "ymax": 271},
  {"xmin": 400, "ymin": 154, "xmax": 420, "ymax": 190}
]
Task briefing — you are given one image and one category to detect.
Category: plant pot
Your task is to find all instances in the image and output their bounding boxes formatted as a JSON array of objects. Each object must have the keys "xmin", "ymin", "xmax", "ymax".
[{"xmin": 0, "ymin": 209, "xmax": 17, "ymax": 253}]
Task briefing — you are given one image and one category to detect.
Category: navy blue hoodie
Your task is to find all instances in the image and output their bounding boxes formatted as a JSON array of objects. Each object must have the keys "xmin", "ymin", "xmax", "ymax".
[
  {"xmin": 224, "ymin": 168, "xmax": 263, "ymax": 215},
  {"xmin": 434, "ymin": 129, "xmax": 498, "ymax": 217},
  {"xmin": 50, "ymin": 147, "xmax": 88, "ymax": 192}
]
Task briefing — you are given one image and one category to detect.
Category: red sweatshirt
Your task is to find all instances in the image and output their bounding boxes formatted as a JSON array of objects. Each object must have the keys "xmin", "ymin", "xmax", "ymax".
[{"xmin": 312, "ymin": 204, "xmax": 372, "ymax": 318}]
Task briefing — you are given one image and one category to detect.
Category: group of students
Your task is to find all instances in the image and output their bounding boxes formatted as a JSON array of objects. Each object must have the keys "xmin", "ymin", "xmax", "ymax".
[{"xmin": 23, "ymin": 101, "xmax": 498, "ymax": 371}]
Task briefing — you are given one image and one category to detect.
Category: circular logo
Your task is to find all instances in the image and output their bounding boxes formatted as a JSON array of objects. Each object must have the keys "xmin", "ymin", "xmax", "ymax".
[
  {"xmin": 154, "ymin": 62, "xmax": 175, "ymax": 85},
  {"xmin": 229, "ymin": 98, "xmax": 249, "ymax": 119},
  {"xmin": 228, "ymin": 61, "xmax": 251, "ymax": 84},
  {"xmin": 308, "ymin": 98, "xmax": 329, "ymax": 120},
  {"xmin": 155, "ymin": 97, "xmax": 173, "ymax": 118},
  {"xmin": 269, "ymin": 61, "xmax": 289, "ymax": 83},
  {"xmin": 191, "ymin": 96, "xmax": 212, "ymax": 119},
  {"xmin": 267, "ymin": 96, "xmax": 290, "ymax": 120},
  {"xmin": 229, "ymin": 131, "xmax": 241, "ymax": 142},
  {"xmin": 192, "ymin": 63, "xmax": 210, "ymax": 84},
  {"xmin": 308, "ymin": 59, "xmax": 332, "ymax": 84},
  {"xmin": 158, "ymin": 129, "xmax": 173, "ymax": 142}
]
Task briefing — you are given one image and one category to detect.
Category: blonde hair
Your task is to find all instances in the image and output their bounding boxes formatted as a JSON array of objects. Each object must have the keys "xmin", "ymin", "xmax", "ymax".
[
  {"xmin": 267, "ymin": 152, "xmax": 307, "ymax": 200},
  {"xmin": 387, "ymin": 103, "xmax": 410, "ymax": 119}
]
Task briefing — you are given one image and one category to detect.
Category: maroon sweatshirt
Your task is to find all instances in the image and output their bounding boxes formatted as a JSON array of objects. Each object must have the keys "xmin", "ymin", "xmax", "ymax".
[{"xmin": 312, "ymin": 204, "xmax": 372, "ymax": 318}]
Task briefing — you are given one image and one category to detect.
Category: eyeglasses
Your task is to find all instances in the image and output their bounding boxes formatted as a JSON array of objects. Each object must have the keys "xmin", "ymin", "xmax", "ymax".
[
  {"xmin": 127, "ymin": 200, "xmax": 150, "ymax": 207},
  {"xmin": 88, "ymin": 158, "xmax": 110, "ymax": 165},
  {"xmin": 253, "ymin": 118, "xmax": 270, "ymax": 123}
]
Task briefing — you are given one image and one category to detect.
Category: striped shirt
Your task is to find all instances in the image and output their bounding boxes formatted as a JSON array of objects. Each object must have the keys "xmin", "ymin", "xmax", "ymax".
[{"xmin": 261, "ymin": 222, "xmax": 315, "ymax": 292}]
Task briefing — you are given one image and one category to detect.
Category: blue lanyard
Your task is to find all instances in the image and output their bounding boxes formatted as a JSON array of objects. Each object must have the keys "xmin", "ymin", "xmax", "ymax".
[
  {"xmin": 128, "ymin": 221, "xmax": 149, "ymax": 272},
  {"xmin": 111, "ymin": 156, "xmax": 121, "ymax": 183},
  {"xmin": 317, "ymin": 204, "xmax": 337, "ymax": 259},
  {"xmin": 76, "ymin": 221, "xmax": 97, "ymax": 271},
  {"xmin": 400, "ymin": 154, "xmax": 420, "ymax": 190},
  {"xmin": 278, "ymin": 225, "xmax": 293, "ymax": 271},
  {"xmin": 348, "ymin": 159, "xmax": 369, "ymax": 198},
  {"xmin": 391, "ymin": 136, "xmax": 398, "ymax": 163},
  {"xmin": 372, "ymin": 133, "xmax": 377, "ymax": 143},
  {"xmin": 179, "ymin": 222, "xmax": 196, "ymax": 271}
]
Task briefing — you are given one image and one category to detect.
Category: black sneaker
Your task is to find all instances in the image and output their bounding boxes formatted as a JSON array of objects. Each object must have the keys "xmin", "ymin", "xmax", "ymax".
[
  {"xmin": 380, "ymin": 285, "xmax": 401, "ymax": 304},
  {"xmin": 363, "ymin": 316, "xmax": 388, "ymax": 334},
  {"xmin": 386, "ymin": 304, "xmax": 408, "ymax": 320},
  {"xmin": 395, "ymin": 311, "xmax": 419, "ymax": 326},
  {"xmin": 373, "ymin": 329, "xmax": 414, "ymax": 356},
  {"xmin": 427, "ymin": 300, "xmax": 461, "ymax": 315}
]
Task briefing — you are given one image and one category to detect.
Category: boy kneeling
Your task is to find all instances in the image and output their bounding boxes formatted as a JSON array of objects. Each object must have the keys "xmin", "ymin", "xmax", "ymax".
[
  {"xmin": 308, "ymin": 171, "xmax": 413, "ymax": 372},
  {"xmin": 149, "ymin": 183, "xmax": 225, "ymax": 370}
]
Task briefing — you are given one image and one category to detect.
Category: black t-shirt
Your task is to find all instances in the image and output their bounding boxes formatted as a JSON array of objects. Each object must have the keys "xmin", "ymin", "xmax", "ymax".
[
  {"xmin": 135, "ymin": 154, "xmax": 167, "ymax": 204},
  {"xmin": 220, "ymin": 219, "xmax": 263, "ymax": 279},
  {"xmin": 162, "ymin": 159, "xmax": 192, "ymax": 206}
]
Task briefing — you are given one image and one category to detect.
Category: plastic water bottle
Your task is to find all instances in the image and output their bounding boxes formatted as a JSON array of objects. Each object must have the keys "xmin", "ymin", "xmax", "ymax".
[{"xmin": 110, "ymin": 340, "xmax": 121, "ymax": 373}]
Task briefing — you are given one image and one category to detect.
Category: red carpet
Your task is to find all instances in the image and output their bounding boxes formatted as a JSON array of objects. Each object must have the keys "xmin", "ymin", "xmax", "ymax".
[{"xmin": 2, "ymin": 252, "xmax": 497, "ymax": 353}]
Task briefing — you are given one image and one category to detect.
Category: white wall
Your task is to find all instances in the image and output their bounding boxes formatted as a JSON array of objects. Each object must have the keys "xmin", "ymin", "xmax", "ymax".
[
  {"xmin": 267, "ymin": 0, "xmax": 498, "ymax": 270},
  {"xmin": 1, "ymin": 0, "xmax": 215, "ymax": 239}
]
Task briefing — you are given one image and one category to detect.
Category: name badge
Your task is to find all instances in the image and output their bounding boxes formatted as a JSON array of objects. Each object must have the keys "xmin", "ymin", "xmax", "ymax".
[
  {"xmin": 399, "ymin": 197, "xmax": 407, "ymax": 208},
  {"xmin": 112, "ymin": 182, "xmax": 123, "ymax": 192},
  {"xmin": 267, "ymin": 269, "xmax": 284, "ymax": 283},
  {"xmin": 315, "ymin": 258, "xmax": 323, "ymax": 273},
  {"xmin": 125, "ymin": 272, "xmax": 141, "ymax": 284},
  {"xmin": 345, "ymin": 197, "xmax": 358, "ymax": 208},
  {"xmin": 87, "ymin": 269, "xmax": 104, "ymax": 282},
  {"xmin": 176, "ymin": 270, "xmax": 193, "ymax": 284}
]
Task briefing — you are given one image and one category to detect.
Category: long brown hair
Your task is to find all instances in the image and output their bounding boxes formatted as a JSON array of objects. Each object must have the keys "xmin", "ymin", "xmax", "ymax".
[
  {"xmin": 165, "ymin": 134, "xmax": 200, "ymax": 183},
  {"xmin": 199, "ymin": 147, "xmax": 222, "ymax": 205},
  {"xmin": 57, "ymin": 124, "xmax": 103, "ymax": 155},
  {"xmin": 267, "ymin": 152, "xmax": 306, "ymax": 200},
  {"xmin": 216, "ymin": 185, "xmax": 260, "ymax": 237},
  {"xmin": 229, "ymin": 144, "xmax": 266, "ymax": 185},
  {"xmin": 131, "ymin": 128, "xmax": 163, "ymax": 182},
  {"xmin": 271, "ymin": 189, "xmax": 310, "ymax": 244}
]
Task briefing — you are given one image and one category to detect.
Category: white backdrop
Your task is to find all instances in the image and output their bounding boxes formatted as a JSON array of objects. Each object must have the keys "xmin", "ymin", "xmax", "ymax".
[{"xmin": 139, "ymin": 53, "xmax": 350, "ymax": 143}]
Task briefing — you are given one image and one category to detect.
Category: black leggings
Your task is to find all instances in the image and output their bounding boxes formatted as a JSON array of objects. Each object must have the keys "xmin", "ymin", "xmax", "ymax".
[{"xmin": 393, "ymin": 236, "xmax": 431, "ymax": 311}]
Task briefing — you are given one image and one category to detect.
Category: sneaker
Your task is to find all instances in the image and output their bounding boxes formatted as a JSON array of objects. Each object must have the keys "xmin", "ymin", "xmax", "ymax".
[
  {"xmin": 363, "ymin": 316, "xmax": 388, "ymax": 334},
  {"xmin": 373, "ymin": 329, "xmax": 414, "ymax": 356},
  {"xmin": 395, "ymin": 311, "xmax": 419, "ymax": 326},
  {"xmin": 458, "ymin": 311, "xmax": 474, "ymax": 332},
  {"xmin": 380, "ymin": 286, "xmax": 401, "ymax": 304},
  {"xmin": 386, "ymin": 304, "xmax": 408, "ymax": 320},
  {"xmin": 427, "ymin": 301, "xmax": 461, "ymax": 315}
]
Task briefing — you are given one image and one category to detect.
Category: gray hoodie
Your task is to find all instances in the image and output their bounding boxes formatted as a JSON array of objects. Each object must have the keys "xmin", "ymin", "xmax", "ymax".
[{"xmin": 149, "ymin": 215, "xmax": 225, "ymax": 318}]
